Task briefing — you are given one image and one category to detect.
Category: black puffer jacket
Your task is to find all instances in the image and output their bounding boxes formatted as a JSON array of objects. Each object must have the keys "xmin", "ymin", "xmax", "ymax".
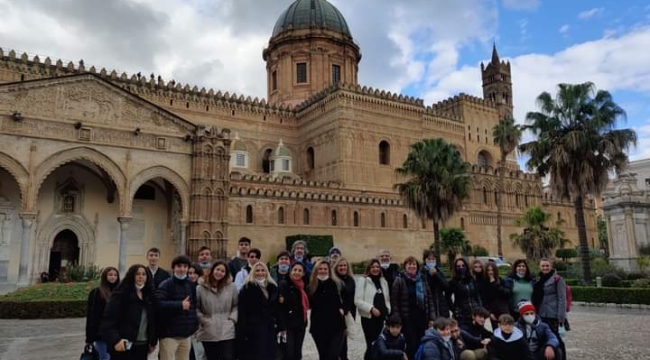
[
  {"xmin": 448, "ymin": 276, "xmax": 482, "ymax": 320},
  {"xmin": 277, "ymin": 279, "xmax": 307, "ymax": 331},
  {"xmin": 339, "ymin": 274, "xmax": 357, "ymax": 319},
  {"xmin": 373, "ymin": 327, "xmax": 407, "ymax": 360},
  {"xmin": 237, "ymin": 281, "xmax": 279, "ymax": 360},
  {"xmin": 147, "ymin": 267, "xmax": 170, "ymax": 289},
  {"xmin": 482, "ymin": 276, "xmax": 511, "ymax": 317},
  {"xmin": 390, "ymin": 272, "xmax": 437, "ymax": 322},
  {"xmin": 309, "ymin": 278, "xmax": 346, "ymax": 336},
  {"xmin": 85, "ymin": 287, "xmax": 111, "ymax": 343},
  {"xmin": 99, "ymin": 286, "xmax": 157, "ymax": 348},
  {"xmin": 420, "ymin": 266, "xmax": 451, "ymax": 318},
  {"xmin": 156, "ymin": 276, "xmax": 198, "ymax": 338}
]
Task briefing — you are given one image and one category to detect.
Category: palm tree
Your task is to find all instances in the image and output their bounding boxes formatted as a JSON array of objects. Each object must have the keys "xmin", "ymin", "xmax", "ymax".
[
  {"xmin": 493, "ymin": 117, "xmax": 522, "ymax": 258},
  {"xmin": 440, "ymin": 228, "xmax": 471, "ymax": 262},
  {"xmin": 395, "ymin": 138, "xmax": 472, "ymax": 262},
  {"xmin": 519, "ymin": 82, "xmax": 636, "ymax": 282},
  {"xmin": 510, "ymin": 206, "xmax": 567, "ymax": 262}
]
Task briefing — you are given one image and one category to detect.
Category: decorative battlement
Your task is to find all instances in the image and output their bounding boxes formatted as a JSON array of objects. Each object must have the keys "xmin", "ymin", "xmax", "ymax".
[
  {"xmin": 470, "ymin": 165, "xmax": 539, "ymax": 181},
  {"xmin": 431, "ymin": 92, "xmax": 497, "ymax": 113},
  {"xmin": 230, "ymin": 173, "xmax": 405, "ymax": 206},
  {"xmin": 0, "ymin": 48, "xmax": 295, "ymax": 118}
]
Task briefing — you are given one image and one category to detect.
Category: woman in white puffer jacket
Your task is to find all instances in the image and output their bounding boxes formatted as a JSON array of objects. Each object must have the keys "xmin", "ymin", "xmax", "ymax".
[{"xmin": 354, "ymin": 258, "xmax": 391, "ymax": 360}]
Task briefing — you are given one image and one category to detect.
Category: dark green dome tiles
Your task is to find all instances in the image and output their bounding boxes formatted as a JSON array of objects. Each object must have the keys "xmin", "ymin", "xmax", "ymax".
[{"xmin": 272, "ymin": 0, "xmax": 352, "ymax": 38}]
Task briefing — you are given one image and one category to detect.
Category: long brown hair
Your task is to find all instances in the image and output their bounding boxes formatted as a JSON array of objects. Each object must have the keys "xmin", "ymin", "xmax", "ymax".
[
  {"xmin": 205, "ymin": 261, "xmax": 231, "ymax": 291},
  {"xmin": 98, "ymin": 267, "xmax": 119, "ymax": 301},
  {"xmin": 308, "ymin": 259, "xmax": 342, "ymax": 295}
]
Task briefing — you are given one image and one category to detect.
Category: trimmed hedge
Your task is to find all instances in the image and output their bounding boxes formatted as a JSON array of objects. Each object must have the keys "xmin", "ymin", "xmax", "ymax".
[
  {"xmin": 571, "ymin": 286, "xmax": 650, "ymax": 305},
  {"xmin": 286, "ymin": 235, "xmax": 334, "ymax": 257},
  {"xmin": 0, "ymin": 300, "xmax": 86, "ymax": 319}
]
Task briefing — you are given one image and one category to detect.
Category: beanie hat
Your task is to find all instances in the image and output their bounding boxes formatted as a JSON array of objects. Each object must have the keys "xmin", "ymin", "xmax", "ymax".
[
  {"xmin": 518, "ymin": 301, "xmax": 535, "ymax": 315},
  {"xmin": 328, "ymin": 246, "xmax": 342, "ymax": 256}
]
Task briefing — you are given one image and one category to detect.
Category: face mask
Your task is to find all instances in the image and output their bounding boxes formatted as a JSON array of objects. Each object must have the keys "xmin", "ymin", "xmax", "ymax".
[
  {"xmin": 174, "ymin": 274, "xmax": 187, "ymax": 280},
  {"xmin": 294, "ymin": 256, "xmax": 303, "ymax": 262},
  {"xmin": 317, "ymin": 275, "xmax": 329, "ymax": 281},
  {"xmin": 523, "ymin": 315, "xmax": 536, "ymax": 324},
  {"xmin": 516, "ymin": 273, "xmax": 525, "ymax": 279},
  {"xmin": 442, "ymin": 335, "xmax": 451, "ymax": 342},
  {"xmin": 256, "ymin": 278, "xmax": 266, "ymax": 286},
  {"xmin": 426, "ymin": 260, "xmax": 437, "ymax": 269},
  {"xmin": 135, "ymin": 284, "xmax": 145, "ymax": 290},
  {"xmin": 279, "ymin": 264, "xmax": 290, "ymax": 273},
  {"xmin": 458, "ymin": 267, "xmax": 467, "ymax": 276},
  {"xmin": 199, "ymin": 262, "xmax": 211, "ymax": 269},
  {"xmin": 380, "ymin": 263, "xmax": 389, "ymax": 269}
]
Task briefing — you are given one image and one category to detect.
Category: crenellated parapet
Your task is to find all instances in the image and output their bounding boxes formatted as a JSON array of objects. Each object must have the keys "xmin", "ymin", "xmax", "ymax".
[
  {"xmin": 431, "ymin": 92, "xmax": 499, "ymax": 119},
  {"xmin": 0, "ymin": 48, "xmax": 296, "ymax": 119}
]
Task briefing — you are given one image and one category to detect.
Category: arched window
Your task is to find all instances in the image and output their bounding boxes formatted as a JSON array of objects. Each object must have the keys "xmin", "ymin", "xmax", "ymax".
[
  {"xmin": 403, "ymin": 214, "xmax": 408, "ymax": 229},
  {"xmin": 303, "ymin": 208, "xmax": 310, "ymax": 225},
  {"xmin": 477, "ymin": 151, "xmax": 491, "ymax": 167},
  {"xmin": 494, "ymin": 190, "xmax": 498, "ymax": 205},
  {"xmin": 524, "ymin": 195, "xmax": 529, "ymax": 207},
  {"xmin": 278, "ymin": 207, "xmax": 285, "ymax": 224},
  {"xmin": 483, "ymin": 187, "xmax": 488, "ymax": 204},
  {"xmin": 262, "ymin": 148, "xmax": 273, "ymax": 173},
  {"xmin": 306, "ymin": 147, "xmax": 315, "ymax": 170},
  {"xmin": 460, "ymin": 217, "xmax": 465, "ymax": 230},
  {"xmin": 331, "ymin": 210, "xmax": 337, "ymax": 226},
  {"xmin": 245, "ymin": 205, "xmax": 253, "ymax": 224},
  {"xmin": 380, "ymin": 213, "xmax": 386, "ymax": 228},
  {"xmin": 515, "ymin": 193, "xmax": 521, "ymax": 207},
  {"xmin": 353, "ymin": 211, "xmax": 359, "ymax": 227},
  {"xmin": 422, "ymin": 219, "xmax": 426, "ymax": 229},
  {"xmin": 379, "ymin": 141, "xmax": 390, "ymax": 165}
]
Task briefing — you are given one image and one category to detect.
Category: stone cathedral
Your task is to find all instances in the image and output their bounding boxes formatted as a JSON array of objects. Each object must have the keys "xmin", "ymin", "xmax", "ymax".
[{"xmin": 0, "ymin": 0, "xmax": 597, "ymax": 288}]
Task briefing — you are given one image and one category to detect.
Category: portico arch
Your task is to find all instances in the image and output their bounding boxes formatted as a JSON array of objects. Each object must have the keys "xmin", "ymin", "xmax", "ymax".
[
  {"xmin": 30, "ymin": 147, "xmax": 126, "ymax": 214},
  {"xmin": 0, "ymin": 152, "xmax": 29, "ymax": 209},
  {"xmin": 129, "ymin": 166, "xmax": 190, "ymax": 219}
]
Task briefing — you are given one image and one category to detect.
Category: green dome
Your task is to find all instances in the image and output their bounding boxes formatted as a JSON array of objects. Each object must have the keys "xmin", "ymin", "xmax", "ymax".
[{"xmin": 272, "ymin": 0, "xmax": 352, "ymax": 38}]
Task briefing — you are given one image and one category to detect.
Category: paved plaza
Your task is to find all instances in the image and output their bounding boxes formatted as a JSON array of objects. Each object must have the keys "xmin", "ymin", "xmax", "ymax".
[{"xmin": 0, "ymin": 306, "xmax": 648, "ymax": 360}]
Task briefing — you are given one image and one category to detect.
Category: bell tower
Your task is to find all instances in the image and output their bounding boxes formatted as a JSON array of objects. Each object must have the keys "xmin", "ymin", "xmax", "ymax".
[{"xmin": 481, "ymin": 44, "xmax": 513, "ymax": 119}]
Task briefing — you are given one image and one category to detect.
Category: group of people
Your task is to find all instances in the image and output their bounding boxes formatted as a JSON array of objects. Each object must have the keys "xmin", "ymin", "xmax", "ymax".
[{"xmin": 84, "ymin": 237, "xmax": 570, "ymax": 360}]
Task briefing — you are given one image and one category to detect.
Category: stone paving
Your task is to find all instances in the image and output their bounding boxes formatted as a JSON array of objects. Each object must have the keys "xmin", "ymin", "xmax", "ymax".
[{"xmin": 0, "ymin": 306, "xmax": 648, "ymax": 360}]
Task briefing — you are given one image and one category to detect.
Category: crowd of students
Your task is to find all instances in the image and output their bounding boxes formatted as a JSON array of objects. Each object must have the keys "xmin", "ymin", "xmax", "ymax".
[{"xmin": 84, "ymin": 237, "xmax": 570, "ymax": 360}]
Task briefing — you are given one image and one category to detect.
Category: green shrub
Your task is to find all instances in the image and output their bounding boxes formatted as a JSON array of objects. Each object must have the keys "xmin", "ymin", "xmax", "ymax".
[
  {"xmin": 60, "ymin": 264, "xmax": 103, "ymax": 283},
  {"xmin": 631, "ymin": 278, "xmax": 650, "ymax": 288},
  {"xmin": 571, "ymin": 286, "xmax": 650, "ymax": 305},
  {"xmin": 0, "ymin": 282, "xmax": 97, "ymax": 302},
  {"xmin": 626, "ymin": 271, "xmax": 649, "ymax": 281},
  {"xmin": 554, "ymin": 260, "xmax": 568, "ymax": 271},
  {"xmin": 555, "ymin": 248, "xmax": 578, "ymax": 261},
  {"xmin": 571, "ymin": 258, "xmax": 627, "ymax": 280},
  {"xmin": 639, "ymin": 244, "xmax": 650, "ymax": 256},
  {"xmin": 0, "ymin": 300, "xmax": 86, "ymax": 319},
  {"xmin": 285, "ymin": 235, "xmax": 334, "ymax": 257},
  {"xmin": 564, "ymin": 278, "xmax": 583, "ymax": 287},
  {"xmin": 601, "ymin": 273, "xmax": 623, "ymax": 287},
  {"xmin": 471, "ymin": 245, "xmax": 489, "ymax": 257},
  {"xmin": 351, "ymin": 261, "xmax": 369, "ymax": 274}
]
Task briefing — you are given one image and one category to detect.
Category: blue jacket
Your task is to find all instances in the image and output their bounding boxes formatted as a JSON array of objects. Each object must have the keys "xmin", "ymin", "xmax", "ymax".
[
  {"xmin": 419, "ymin": 328, "xmax": 455, "ymax": 360},
  {"xmin": 373, "ymin": 327, "xmax": 407, "ymax": 360},
  {"xmin": 156, "ymin": 276, "xmax": 199, "ymax": 338},
  {"xmin": 515, "ymin": 316, "xmax": 560, "ymax": 353}
]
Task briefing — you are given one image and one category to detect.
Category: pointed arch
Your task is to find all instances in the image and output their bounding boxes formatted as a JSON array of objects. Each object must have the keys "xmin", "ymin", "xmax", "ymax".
[
  {"xmin": 31, "ymin": 147, "xmax": 126, "ymax": 213},
  {"xmin": 0, "ymin": 152, "xmax": 29, "ymax": 209},
  {"xmin": 129, "ymin": 166, "xmax": 190, "ymax": 219}
]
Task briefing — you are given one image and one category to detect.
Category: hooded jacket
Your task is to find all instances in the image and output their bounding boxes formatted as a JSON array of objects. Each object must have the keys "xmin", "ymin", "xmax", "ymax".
[
  {"xmin": 488, "ymin": 327, "xmax": 533, "ymax": 360},
  {"xmin": 515, "ymin": 315, "xmax": 560, "ymax": 353},
  {"xmin": 419, "ymin": 328, "xmax": 455, "ymax": 360},
  {"xmin": 373, "ymin": 327, "xmax": 407, "ymax": 360}
]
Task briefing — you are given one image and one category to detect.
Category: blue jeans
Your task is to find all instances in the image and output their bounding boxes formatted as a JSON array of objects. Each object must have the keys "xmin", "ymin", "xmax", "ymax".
[{"xmin": 94, "ymin": 340, "xmax": 111, "ymax": 360}]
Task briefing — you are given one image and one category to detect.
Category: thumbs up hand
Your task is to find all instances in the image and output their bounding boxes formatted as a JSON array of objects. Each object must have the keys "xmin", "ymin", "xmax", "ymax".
[{"xmin": 182, "ymin": 296, "xmax": 191, "ymax": 311}]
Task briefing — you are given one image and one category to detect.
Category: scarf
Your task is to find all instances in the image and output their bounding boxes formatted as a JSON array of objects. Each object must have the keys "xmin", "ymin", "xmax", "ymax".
[
  {"xmin": 532, "ymin": 270, "xmax": 554, "ymax": 310},
  {"xmin": 370, "ymin": 274, "xmax": 382, "ymax": 289},
  {"xmin": 406, "ymin": 271, "xmax": 425, "ymax": 308},
  {"xmin": 292, "ymin": 277, "xmax": 310, "ymax": 321}
]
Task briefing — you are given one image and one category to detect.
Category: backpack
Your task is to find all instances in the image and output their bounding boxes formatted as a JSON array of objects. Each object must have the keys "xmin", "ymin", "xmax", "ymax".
[
  {"xmin": 414, "ymin": 343, "xmax": 426, "ymax": 360},
  {"xmin": 554, "ymin": 274, "xmax": 572, "ymax": 312}
]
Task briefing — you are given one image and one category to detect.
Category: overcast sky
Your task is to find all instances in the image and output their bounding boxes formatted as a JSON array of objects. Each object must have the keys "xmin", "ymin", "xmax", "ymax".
[{"xmin": 1, "ymin": 0, "xmax": 649, "ymax": 160}]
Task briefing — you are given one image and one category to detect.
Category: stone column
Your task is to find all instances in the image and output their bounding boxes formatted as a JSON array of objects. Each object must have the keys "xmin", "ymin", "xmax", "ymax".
[
  {"xmin": 177, "ymin": 221, "xmax": 188, "ymax": 256},
  {"xmin": 117, "ymin": 217, "xmax": 132, "ymax": 275},
  {"xmin": 18, "ymin": 212, "xmax": 37, "ymax": 286}
]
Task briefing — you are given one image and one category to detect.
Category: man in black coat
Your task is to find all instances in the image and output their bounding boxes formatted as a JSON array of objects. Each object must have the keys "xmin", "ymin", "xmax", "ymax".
[
  {"xmin": 378, "ymin": 249, "xmax": 400, "ymax": 288},
  {"xmin": 146, "ymin": 247, "xmax": 170, "ymax": 288},
  {"xmin": 156, "ymin": 255, "xmax": 198, "ymax": 360}
]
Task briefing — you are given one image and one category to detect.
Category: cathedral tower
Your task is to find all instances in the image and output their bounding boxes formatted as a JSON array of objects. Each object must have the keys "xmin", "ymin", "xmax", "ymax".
[
  {"xmin": 263, "ymin": 0, "xmax": 362, "ymax": 106},
  {"xmin": 481, "ymin": 44, "xmax": 513, "ymax": 119}
]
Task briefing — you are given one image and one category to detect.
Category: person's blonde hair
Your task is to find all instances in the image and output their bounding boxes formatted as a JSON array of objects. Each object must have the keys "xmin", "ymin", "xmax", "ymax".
[
  {"xmin": 308, "ymin": 259, "xmax": 342, "ymax": 295},
  {"xmin": 333, "ymin": 257, "xmax": 354, "ymax": 277},
  {"xmin": 244, "ymin": 262, "xmax": 277, "ymax": 287}
]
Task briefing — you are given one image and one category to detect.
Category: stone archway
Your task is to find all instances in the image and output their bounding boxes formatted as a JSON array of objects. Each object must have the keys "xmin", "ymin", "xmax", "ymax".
[
  {"xmin": 48, "ymin": 230, "xmax": 79, "ymax": 281},
  {"xmin": 34, "ymin": 214, "xmax": 96, "ymax": 280},
  {"xmin": 0, "ymin": 152, "xmax": 29, "ymax": 210},
  {"xmin": 129, "ymin": 166, "xmax": 190, "ymax": 219},
  {"xmin": 30, "ymin": 147, "xmax": 126, "ymax": 214}
]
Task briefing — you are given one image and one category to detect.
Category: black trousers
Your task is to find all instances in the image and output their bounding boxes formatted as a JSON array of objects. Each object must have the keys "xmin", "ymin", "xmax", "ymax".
[
  {"xmin": 312, "ymin": 331, "xmax": 345, "ymax": 360},
  {"xmin": 203, "ymin": 340, "xmax": 235, "ymax": 360},
  {"xmin": 362, "ymin": 316, "xmax": 386, "ymax": 360},
  {"xmin": 277, "ymin": 327, "xmax": 307, "ymax": 360},
  {"xmin": 403, "ymin": 318, "xmax": 427, "ymax": 360},
  {"xmin": 542, "ymin": 317, "xmax": 567, "ymax": 360},
  {"xmin": 111, "ymin": 344, "xmax": 149, "ymax": 360}
]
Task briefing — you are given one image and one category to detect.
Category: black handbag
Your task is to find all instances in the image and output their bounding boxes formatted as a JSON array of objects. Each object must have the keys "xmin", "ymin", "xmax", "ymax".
[{"xmin": 79, "ymin": 344, "xmax": 98, "ymax": 360}]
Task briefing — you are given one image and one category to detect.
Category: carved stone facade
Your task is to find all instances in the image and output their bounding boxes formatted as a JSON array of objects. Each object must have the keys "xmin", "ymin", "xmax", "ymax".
[
  {"xmin": 0, "ymin": 0, "xmax": 597, "ymax": 288},
  {"xmin": 603, "ymin": 173, "xmax": 650, "ymax": 271}
]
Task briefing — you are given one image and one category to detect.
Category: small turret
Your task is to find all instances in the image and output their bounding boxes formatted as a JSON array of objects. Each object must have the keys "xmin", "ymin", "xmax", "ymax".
[{"xmin": 481, "ymin": 43, "xmax": 513, "ymax": 119}]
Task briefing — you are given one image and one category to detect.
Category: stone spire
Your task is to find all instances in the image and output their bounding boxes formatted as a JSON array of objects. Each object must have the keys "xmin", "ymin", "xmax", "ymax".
[{"xmin": 491, "ymin": 42, "xmax": 500, "ymax": 65}]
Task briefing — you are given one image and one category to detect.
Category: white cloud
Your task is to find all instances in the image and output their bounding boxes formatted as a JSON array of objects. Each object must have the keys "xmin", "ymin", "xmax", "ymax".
[
  {"xmin": 519, "ymin": 18, "xmax": 530, "ymax": 42},
  {"xmin": 559, "ymin": 24, "xmax": 570, "ymax": 34},
  {"xmin": 579, "ymin": 7, "xmax": 604, "ymax": 20}
]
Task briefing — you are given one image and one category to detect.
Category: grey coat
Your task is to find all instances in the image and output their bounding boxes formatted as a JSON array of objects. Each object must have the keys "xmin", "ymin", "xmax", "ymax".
[
  {"xmin": 196, "ymin": 282, "xmax": 238, "ymax": 342},
  {"xmin": 536, "ymin": 274, "xmax": 567, "ymax": 321}
]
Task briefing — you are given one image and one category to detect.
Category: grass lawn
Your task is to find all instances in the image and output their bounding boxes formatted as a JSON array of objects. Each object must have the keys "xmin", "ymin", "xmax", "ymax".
[{"xmin": 0, "ymin": 281, "xmax": 98, "ymax": 302}]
